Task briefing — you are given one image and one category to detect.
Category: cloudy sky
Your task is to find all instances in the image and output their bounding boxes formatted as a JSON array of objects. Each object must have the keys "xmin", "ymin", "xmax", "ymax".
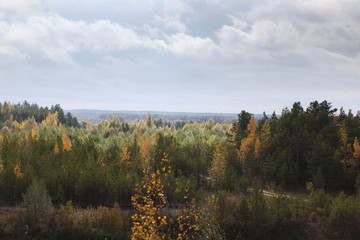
[{"xmin": 0, "ymin": 0, "xmax": 359, "ymax": 113}]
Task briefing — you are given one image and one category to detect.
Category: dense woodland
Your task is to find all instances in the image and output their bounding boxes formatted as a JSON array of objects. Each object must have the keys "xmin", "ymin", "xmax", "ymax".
[{"xmin": 0, "ymin": 100, "xmax": 360, "ymax": 239}]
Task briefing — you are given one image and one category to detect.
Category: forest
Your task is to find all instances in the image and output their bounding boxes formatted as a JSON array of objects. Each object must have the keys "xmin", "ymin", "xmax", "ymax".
[{"xmin": 0, "ymin": 100, "xmax": 360, "ymax": 239}]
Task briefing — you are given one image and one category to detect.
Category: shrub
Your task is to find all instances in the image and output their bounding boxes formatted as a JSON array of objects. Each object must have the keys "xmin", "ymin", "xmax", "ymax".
[
  {"xmin": 329, "ymin": 192, "xmax": 359, "ymax": 223},
  {"xmin": 307, "ymin": 189, "xmax": 332, "ymax": 221}
]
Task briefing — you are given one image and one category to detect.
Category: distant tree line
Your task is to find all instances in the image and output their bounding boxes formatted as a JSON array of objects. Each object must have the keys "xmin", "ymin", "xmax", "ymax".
[
  {"xmin": 100, "ymin": 112, "xmax": 237, "ymax": 124},
  {"xmin": 0, "ymin": 101, "xmax": 79, "ymax": 128}
]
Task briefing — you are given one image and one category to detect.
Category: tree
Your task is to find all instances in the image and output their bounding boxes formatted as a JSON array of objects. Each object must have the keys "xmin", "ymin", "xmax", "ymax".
[
  {"xmin": 234, "ymin": 111, "xmax": 252, "ymax": 148},
  {"xmin": 313, "ymin": 168, "xmax": 326, "ymax": 190},
  {"xmin": 146, "ymin": 112, "xmax": 153, "ymax": 128},
  {"xmin": 249, "ymin": 182, "xmax": 266, "ymax": 226},
  {"xmin": 238, "ymin": 117, "xmax": 257, "ymax": 175},
  {"xmin": 254, "ymin": 119, "xmax": 271, "ymax": 176},
  {"xmin": 131, "ymin": 157, "xmax": 169, "ymax": 240},
  {"xmin": 62, "ymin": 131, "xmax": 72, "ymax": 151},
  {"xmin": 45, "ymin": 112, "xmax": 58, "ymax": 126},
  {"xmin": 209, "ymin": 143, "xmax": 227, "ymax": 189},
  {"xmin": 141, "ymin": 134, "xmax": 153, "ymax": 175},
  {"xmin": 119, "ymin": 144, "xmax": 131, "ymax": 173},
  {"xmin": 355, "ymin": 174, "xmax": 360, "ymax": 193},
  {"xmin": 21, "ymin": 179, "xmax": 54, "ymax": 225},
  {"xmin": 338, "ymin": 124, "xmax": 354, "ymax": 181},
  {"xmin": 14, "ymin": 159, "xmax": 23, "ymax": 179},
  {"xmin": 352, "ymin": 137, "xmax": 360, "ymax": 173},
  {"xmin": 307, "ymin": 189, "xmax": 332, "ymax": 219},
  {"xmin": 54, "ymin": 143, "xmax": 59, "ymax": 154}
]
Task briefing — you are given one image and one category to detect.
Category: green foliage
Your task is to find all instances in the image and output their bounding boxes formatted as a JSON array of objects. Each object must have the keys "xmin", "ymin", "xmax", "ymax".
[
  {"xmin": 21, "ymin": 179, "xmax": 54, "ymax": 225},
  {"xmin": 307, "ymin": 189, "xmax": 332, "ymax": 220},
  {"xmin": 312, "ymin": 168, "xmax": 326, "ymax": 190},
  {"xmin": 0, "ymin": 101, "xmax": 79, "ymax": 128},
  {"xmin": 55, "ymin": 202, "xmax": 129, "ymax": 239},
  {"xmin": 238, "ymin": 175, "xmax": 249, "ymax": 193},
  {"xmin": 355, "ymin": 174, "xmax": 360, "ymax": 194},
  {"xmin": 2, "ymin": 100, "xmax": 360, "ymax": 239},
  {"xmin": 329, "ymin": 192, "xmax": 350, "ymax": 222},
  {"xmin": 278, "ymin": 161, "xmax": 289, "ymax": 189},
  {"xmin": 248, "ymin": 182, "xmax": 267, "ymax": 225},
  {"xmin": 237, "ymin": 199, "xmax": 250, "ymax": 223},
  {"xmin": 197, "ymin": 210, "xmax": 224, "ymax": 240}
]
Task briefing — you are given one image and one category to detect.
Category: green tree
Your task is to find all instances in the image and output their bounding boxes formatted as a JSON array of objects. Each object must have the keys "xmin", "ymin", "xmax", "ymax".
[
  {"xmin": 312, "ymin": 167, "xmax": 326, "ymax": 190},
  {"xmin": 21, "ymin": 179, "xmax": 54, "ymax": 226},
  {"xmin": 234, "ymin": 111, "xmax": 251, "ymax": 148},
  {"xmin": 146, "ymin": 112, "xmax": 153, "ymax": 128}
]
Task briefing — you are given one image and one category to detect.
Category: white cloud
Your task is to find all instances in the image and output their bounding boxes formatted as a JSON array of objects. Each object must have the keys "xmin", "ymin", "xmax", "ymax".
[
  {"xmin": 0, "ymin": 14, "xmax": 151, "ymax": 63},
  {"xmin": 213, "ymin": 0, "xmax": 360, "ymax": 75},
  {"xmin": 0, "ymin": 8, "xmax": 223, "ymax": 63},
  {"xmin": 164, "ymin": 33, "xmax": 221, "ymax": 57},
  {"xmin": 153, "ymin": 0, "xmax": 192, "ymax": 32},
  {"xmin": 0, "ymin": 0, "xmax": 46, "ymax": 19}
]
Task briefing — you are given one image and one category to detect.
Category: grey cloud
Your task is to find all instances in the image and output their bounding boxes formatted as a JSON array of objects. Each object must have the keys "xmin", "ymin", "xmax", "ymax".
[{"xmin": 1, "ymin": 0, "xmax": 360, "ymax": 113}]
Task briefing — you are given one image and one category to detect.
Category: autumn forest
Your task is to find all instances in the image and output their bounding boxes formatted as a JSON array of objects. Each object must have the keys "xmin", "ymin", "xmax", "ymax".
[{"xmin": 0, "ymin": 100, "xmax": 360, "ymax": 239}]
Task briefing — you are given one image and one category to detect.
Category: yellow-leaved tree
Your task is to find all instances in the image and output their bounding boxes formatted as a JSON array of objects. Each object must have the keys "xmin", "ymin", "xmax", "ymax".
[
  {"xmin": 45, "ymin": 112, "xmax": 58, "ymax": 126},
  {"xmin": 131, "ymin": 155, "xmax": 169, "ymax": 240},
  {"xmin": 209, "ymin": 143, "xmax": 227, "ymax": 189},
  {"xmin": 14, "ymin": 159, "xmax": 23, "ymax": 179},
  {"xmin": 238, "ymin": 116, "xmax": 257, "ymax": 175},
  {"xmin": 62, "ymin": 131, "xmax": 72, "ymax": 151},
  {"xmin": 131, "ymin": 154, "xmax": 201, "ymax": 240},
  {"xmin": 352, "ymin": 137, "xmax": 360, "ymax": 176},
  {"xmin": 119, "ymin": 144, "xmax": 131, "ymax": 173},
  {"xmin": 54, "ymin": 143, "xmax": 59, "ymax": 154},
  {"xmin": 31, "ymin": 126, "xmax": 38, "ymax": 140},
  {"xmin": 140, "ymin": 134, "xmax": 153, "ymax": 175}
]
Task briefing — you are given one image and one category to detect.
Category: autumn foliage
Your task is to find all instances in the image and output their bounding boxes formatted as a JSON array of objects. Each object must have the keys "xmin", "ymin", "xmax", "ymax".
[
  {"xmin": 131, "ymin": 155, "xmax": 169, "ymax": 240},
  {"xmin": 2, "ymin": 100, "xmax": 360, "ymax": 239}
]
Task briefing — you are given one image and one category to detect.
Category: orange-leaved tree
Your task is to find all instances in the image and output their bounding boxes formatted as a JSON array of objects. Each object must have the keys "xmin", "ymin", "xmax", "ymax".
[
  {"xmin": 238, "ymin": 116, "xmax": 257, "ymax": 175},
  {"xmin": 62, "ymin": 131, "xmax": 72, "ymax": 152}
]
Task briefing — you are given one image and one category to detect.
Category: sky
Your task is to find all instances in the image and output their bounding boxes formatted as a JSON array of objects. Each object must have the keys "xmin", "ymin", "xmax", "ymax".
[{"xmin": 0, "ymin": 0, "xmax": 359, "ymax": 114}]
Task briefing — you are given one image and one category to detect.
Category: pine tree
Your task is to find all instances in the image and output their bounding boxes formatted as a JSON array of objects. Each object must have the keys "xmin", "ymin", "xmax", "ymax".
[{"xmin": 146, "ymin": 112, "xmax": 153, "ymax": 128}]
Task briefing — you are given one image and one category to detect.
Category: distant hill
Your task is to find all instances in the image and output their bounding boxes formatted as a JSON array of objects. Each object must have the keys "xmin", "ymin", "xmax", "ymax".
[{"xmin": 67, "ymin": 109, "xmax": 265, "ymax": 124}]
